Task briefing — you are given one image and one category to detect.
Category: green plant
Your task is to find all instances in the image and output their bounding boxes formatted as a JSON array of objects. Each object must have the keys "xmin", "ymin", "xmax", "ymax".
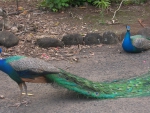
[
  {"xmin": 93, "ymin": 0, "xmax": 110, "ymax": 10},
  {"xmin": 40, "ymin": 0, "xmax": 70, "ymax": 12},
  {"xmin": 132, "ymin": 0, "xmax": 147, "ymax": 4},
  {"xmin": 39, "ymin": 0, "xmax": 148, "ymax": 12},
  {"xmin": 93, "ymin": 0, "xmax": 110, "ymax": 23},
  {"xmin": 69, "ymin": 0, "xmax": 86, "ymax": 6},
  {"xmin": 67, "ymin": 0, "xmax": 95, "ymax": 7},
  {"xmin": 40, "ymin": 0, "xmax": 95, "ymax": 12}
]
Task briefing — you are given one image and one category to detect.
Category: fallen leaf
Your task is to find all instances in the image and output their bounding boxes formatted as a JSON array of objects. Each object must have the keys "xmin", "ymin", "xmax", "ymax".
[
  {"xmin": 72, "ymin": 57, "xmax": 79, "ymax": 62},
  {"xmin": 90, "ymin": 52, "xmax": 94, "ymax": 56},
  {"xmin": 21, "ymin": 10, "xmax": 28, "ymax": 15},
  {"xmin": 18, "ymin": 6, "xmax": 24, "ymax": 11},
  {"xmin": 0, "ymin": 95, "xmax": 4, "ymax": 99}
]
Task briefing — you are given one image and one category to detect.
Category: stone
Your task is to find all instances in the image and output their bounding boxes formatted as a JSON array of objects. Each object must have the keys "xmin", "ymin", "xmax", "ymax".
[
  {"xmin": 83, "ymin": 33, "xmax": 102, "ymax": 45},
  {"xmin": 137, "ymin": 27, "xmax": 150, "ymax": 38},
  {"xmin": 0, "ymin": 21, "xmax": 3, "ymax": 31},
  {"xmin": 0, "ymin": 31, "xmax": 19, "ymax": 48},
  {"xmin": 36, "ymin": 37, "xmax": 64, "ymax": 48},
  {"xmin": 0, "ymin": 8, "xmax": 7, "ymax": 18},
  {"xmin": 102, "ymin": 31, "xmax": 118, "ymax": 44},
  {"xmin": 0, "ymin": 19, "xmax": 12, "ymax": 31},
  {"xmin": 61, "ymin": 33, "xmax": 83, "ymax": 45}
]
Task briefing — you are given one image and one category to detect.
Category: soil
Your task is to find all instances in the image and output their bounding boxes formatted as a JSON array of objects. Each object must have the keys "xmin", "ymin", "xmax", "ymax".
[{"xmin": 1, "ymin": 1, "xmax": 150, "ymax": 113}]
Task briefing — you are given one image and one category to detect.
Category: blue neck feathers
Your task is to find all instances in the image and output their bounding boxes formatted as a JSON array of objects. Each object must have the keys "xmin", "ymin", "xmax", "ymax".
[
  {"xmin": 122, "ymin": 28, "xmax": 139, "ymax": 53},
  {"xmin": 0, "ymin": 59, "xmax": 23, "ymax": 84}
]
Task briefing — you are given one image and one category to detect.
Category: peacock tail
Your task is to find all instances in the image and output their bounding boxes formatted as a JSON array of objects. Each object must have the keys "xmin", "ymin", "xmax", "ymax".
[{"xmin": 47, "ymin": 69, "xmax": 150, "ymax": 99}]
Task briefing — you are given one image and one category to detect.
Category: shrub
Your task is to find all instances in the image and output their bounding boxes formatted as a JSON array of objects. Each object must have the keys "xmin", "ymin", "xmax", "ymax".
[{"xmin": 39, "ymin": 0, "xmax": 148, "ymax": 12}]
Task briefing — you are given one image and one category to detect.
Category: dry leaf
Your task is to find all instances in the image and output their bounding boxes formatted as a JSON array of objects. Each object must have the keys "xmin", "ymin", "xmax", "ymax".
[
  {"xmin": 21, "ymin": 10, "xmax": 28, "ymax": 15},
  {"xmin": 72, "ymin": 57, "xmax": 79, "ymax": 62},
  {"xmin": 18, "ymin": 6, "xmax": 24, "ymax": 11},
  {"xmin": 0, "ymin": 95, "xmax": 4, "ymax": 99},
  {"xmin": 90, "ymin": 52, "xmax": 94, "ymax": 56}
]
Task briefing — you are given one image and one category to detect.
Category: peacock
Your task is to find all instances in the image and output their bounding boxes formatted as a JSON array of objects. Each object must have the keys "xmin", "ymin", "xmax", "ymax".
[
  {"xmin": 122, "ymin": 25, "xmax": 150, "ymax": 53},
  {"xmin": 2, "ymin": 55, "xmax": 150, "ymax": 107}
]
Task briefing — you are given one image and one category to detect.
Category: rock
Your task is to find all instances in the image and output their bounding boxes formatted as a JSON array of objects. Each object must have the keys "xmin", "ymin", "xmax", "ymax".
[
  {"xmin": 0, "ymin": 19, "xmax": 12, "ymax": 31},
  {"xmin": 137, "ymin": 27, "xmax": 150, "ymax": 38},
  {"xmin": 83, "ymin": 33, "xmax": 102, "ymax": 45},
  {"xmin": 102, "ymin": 31, "xmax": 118, "ymax": 44},
  {"xmin": 36, "ymin": 37, "xmax": 64, "ymax": 48},
  {"xmin": 61, "ymin": 33, "xmax": 83, "ymax": 45},
  {"xmin": 0, "ymin": 8, "xmax": 7, "ymax": 18},
  {"xmin": 0, "ymin": 21, "xmax": 3, "ymax": 31},
  {"xmin": 0, "ymin": 31, "xmax": 19, "ymax": 48}
]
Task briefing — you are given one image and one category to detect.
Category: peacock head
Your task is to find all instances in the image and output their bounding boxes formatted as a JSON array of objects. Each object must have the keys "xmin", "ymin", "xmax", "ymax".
[{"xmin": 126, "ymin": 25, "xmax": 130, "ymax": 31}]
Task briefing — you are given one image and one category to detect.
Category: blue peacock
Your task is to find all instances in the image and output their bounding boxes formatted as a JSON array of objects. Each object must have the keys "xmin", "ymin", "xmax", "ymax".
[
  {"xmin": 122, "ymin": 25, "xmax": 150, "ymax": 53},
  {"xmin": 1, "ymin": 53, "xmax": 150, "ymax": 106}
]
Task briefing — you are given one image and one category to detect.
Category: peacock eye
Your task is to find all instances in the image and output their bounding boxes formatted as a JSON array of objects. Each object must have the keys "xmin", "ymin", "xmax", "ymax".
[
  {"xmin": 95, "ymin": 92, "xmax": 99, "ymax": 95},
  {"xmin": 66, "ymin": 77, "xmax": 69, "ymax": 80}
]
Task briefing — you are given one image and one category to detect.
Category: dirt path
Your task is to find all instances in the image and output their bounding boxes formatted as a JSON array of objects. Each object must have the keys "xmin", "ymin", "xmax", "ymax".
[{"xmin": 1, "ymin": 45, "xmax": 150, "ymax": 113}]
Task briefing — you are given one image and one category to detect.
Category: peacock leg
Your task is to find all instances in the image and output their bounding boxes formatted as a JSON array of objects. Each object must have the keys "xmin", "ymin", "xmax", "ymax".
[
  {"xmin": 9, "ymin": 83, "xmax": 23, "ymax": 107},
  {"xmin": 18, "ymin": 83, "xmax": 23, "ymax": 102},
  {"xmin": 23, "ymin": 82, "xmax": 27, "ymax": 96},
  {"xmin": 22, "ymin": 82, "xmax": 30, "ymax": 105},
  {"xmin": 9, "ymin": 83, "xmax": 28, "ymax": 107}
]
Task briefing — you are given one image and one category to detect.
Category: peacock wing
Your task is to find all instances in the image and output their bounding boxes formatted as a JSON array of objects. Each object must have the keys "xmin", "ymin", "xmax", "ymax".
[
  {"xmin": 6, "ymin": 56, "xmax": 60, "ymax": 74},
  {"xmin": 131, "ymin": 35, "xmax": 150, "ymax": 50}
]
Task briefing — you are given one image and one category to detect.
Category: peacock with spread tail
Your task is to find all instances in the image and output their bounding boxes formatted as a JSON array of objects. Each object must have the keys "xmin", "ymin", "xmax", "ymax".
[
  {"xmin": 1, "ymin": 55, "xmax": 150, "ymax": 106},
  {"xmin": 122, "ymin": 25, "xmax": 150, "ymax": 53}
]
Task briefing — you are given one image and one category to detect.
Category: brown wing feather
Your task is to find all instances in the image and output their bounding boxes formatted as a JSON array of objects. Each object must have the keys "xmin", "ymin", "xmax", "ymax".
[{"xmin": 21, "ymin": 76, "xmax": 47, "ymax": 83}]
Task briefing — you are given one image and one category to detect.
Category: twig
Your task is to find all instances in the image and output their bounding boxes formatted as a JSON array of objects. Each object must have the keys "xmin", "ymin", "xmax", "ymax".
[
  {"xmin": 8, "ymin": 9, "xmax": 37, "ymax": 16},
  {"xmin": 138, "ymin": 18, "xmax": 145, "ymax": 28},
  {"xmin": 8, "ymin": 11, "xmax": 21, "ymax": 16},
  {"xmin": 111, "ymin": 0, "xmax": 124, "ymax": 23},
  {"xmin": 16, "ymin": 0, "xmax": 19, "ymax": 14}
]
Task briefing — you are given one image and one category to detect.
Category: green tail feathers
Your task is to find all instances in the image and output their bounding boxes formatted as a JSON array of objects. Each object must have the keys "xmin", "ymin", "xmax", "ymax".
[{"xmin": 46, "ymin": 69, "xmax": 150, "ymax": 99}]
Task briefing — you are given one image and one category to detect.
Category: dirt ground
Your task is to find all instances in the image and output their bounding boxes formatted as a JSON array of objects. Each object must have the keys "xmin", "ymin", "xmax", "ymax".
[
  {"xmin": 1, "ymin": 1, "xmax": 150, "ymax": 113},
  {"xmin": 1, "ymin": 46, "xmax": 150, "ymax": 113}
]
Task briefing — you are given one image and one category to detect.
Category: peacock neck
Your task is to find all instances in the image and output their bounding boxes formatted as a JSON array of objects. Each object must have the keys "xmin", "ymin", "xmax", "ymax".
[
  {"xmin": 0, "ymin": 59, "xmax": 9, "ymax": 74},
  {"xmin": 125, "ymin": 30, "xmax": 132, "ymax": 43},
  {"xmin": 0, "ymin": 58, "xmax": 23, "ymax": 83}
]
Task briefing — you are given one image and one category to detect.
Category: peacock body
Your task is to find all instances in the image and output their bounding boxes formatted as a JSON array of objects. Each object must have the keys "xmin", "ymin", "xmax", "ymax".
[
  {"xmin": 122, "ymin": 26, "xmax": 150, "ymax": 53},
  {"xmin": 1, "ymin": 55, "xmax": 150, "ymax": 99}
]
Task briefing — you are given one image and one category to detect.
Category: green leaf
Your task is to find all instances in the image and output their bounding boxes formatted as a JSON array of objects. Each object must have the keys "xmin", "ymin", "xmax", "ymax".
[
  {"xmin": 61, "ymin": 0, "xmax": 69, "ymax": 2},
  {"xmin": 52, "ymin": 8, "xmax": 58, "ymax": 12},
  {"xmin": 54, "ymin": 0, "xmax": 60, "ymax": 3},
  {"xmin": 64, "ymin": 3, "xmax": 69, "ymax": 7},
  {"xmin": 57, "ymin": 3, "xmax": 62, "ymax": 9},
  {"xmin": 49, "ymin": 4, "xmax": 54, "ymax": 8}
]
